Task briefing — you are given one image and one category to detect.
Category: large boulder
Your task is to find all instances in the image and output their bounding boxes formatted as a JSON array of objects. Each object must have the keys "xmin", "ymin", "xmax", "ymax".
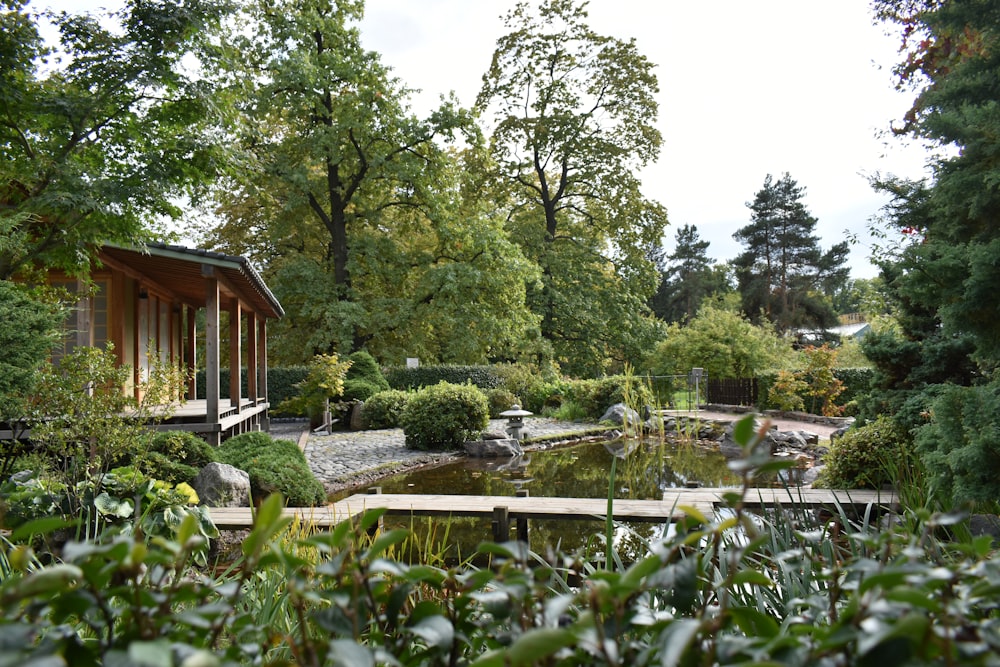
[
  {"xmin": 192, "ymin": 462, "xmax": 251, "ymax": 508},
  {"xmin": 599, "ymin": 403, "xmax": 641, "ymax": 427},
  {"xmin": 464, "ymin": 438, "xmax": 524, "ymax": 458}
]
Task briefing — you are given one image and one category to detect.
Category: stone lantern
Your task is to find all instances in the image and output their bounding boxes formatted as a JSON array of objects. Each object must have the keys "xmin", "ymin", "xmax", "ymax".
[{"xmin": 499, "ymin": 404, "xmax": 533, "ymax": 440}]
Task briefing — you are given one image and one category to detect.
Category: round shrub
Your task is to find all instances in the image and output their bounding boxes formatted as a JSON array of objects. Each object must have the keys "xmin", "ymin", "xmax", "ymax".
[
  {"xmin": 399, "ymin": 382, "xmax": 489, "ymax": 451},
  {"xmin": 342, "ymin": 378, "xmax": 383, "ymax": 402},
  {"xmin": 818, "ymin": 415, "xmax": 908, "ymax": 489},
  {"xmin": 216, "ymin": 431, "xmax": 325, "ymax": 506},
  {"xmin": 129, "ymin": 431, "xmax": 218, "ymax": 485},
  {"xmin": 362, "ymin": 389, "xmax": 411, "ymax": 429},
  {"xmin": 485, "ymin": 388, "xmax": 520, "ymax": 418}
]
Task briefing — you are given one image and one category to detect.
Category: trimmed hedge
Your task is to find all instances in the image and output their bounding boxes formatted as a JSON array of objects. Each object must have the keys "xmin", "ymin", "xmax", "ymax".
[
  {"xmin": 399, "ymin": 382, "xmax": 489, "ymax": 451},
  {"xmin": 361, "ymin": 389, "xmax": 411, "ymax": 429},
  {"xmin": 384, "ymin": 365, "xmax": 503, "ymax": 391},
  {"xmin": 216, "ymin": 432, "xmax": 325, "ymax": 506}
]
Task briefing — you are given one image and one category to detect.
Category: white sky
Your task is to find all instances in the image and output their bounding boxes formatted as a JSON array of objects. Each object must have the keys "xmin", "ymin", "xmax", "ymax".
[{"xmin": 38, "ymin": 0, "xmax": 933, "ymax": 278}]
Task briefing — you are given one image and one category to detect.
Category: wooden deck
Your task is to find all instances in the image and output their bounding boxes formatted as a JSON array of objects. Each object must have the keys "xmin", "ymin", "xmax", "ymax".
[{"xmin": 207, "ymin": 488, "xmax": 899, "ymax": 540}]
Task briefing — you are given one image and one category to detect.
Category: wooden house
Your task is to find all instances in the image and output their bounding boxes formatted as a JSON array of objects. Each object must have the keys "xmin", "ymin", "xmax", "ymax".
[{"xmin": 46, "ymin": 242, "xmax": 284, "ymax": 444}]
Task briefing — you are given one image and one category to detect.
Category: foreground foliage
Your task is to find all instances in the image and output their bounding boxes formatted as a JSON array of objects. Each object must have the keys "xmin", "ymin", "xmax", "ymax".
[{"xmin": 2, "ymin": 416, "xmax": 999, "ymax": 666}]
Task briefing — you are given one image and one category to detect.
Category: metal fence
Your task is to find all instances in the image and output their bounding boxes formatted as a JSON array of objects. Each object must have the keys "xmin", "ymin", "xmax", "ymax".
[
  {"xmin": 641, "ymin": 371, "xmax": 707, "ymax": 409},
  {"xmin": 705, "ymin": 377, "xmax": 759, "ymax": 406}
]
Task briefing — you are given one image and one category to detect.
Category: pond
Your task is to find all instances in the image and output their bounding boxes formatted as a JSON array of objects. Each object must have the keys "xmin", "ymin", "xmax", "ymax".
[{"xmin": 336, "ymin": 437, "xmax": 746, "ymax": 564}]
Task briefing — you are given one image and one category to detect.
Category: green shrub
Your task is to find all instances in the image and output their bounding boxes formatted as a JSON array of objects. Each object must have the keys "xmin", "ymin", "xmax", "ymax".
[
  {"xmin": 818, "ymin": 415, "xmax": 908, "ymax": 489},
  {"xmin": 385, "ymin": 365, "xmax": 502, "ymax": 391},
  {"xmin": 564, "ymin": 375, "xmax": 655, "ymax": 420},
  {"xmin": 217, "ymin": 432, "xmax": 325, "ymax": 506},
  {"xmin": 342, "ymin": 379, "xmax": 382, "ymax": 402},
  {"xmin": 276, "ymin": 354, "xmax": 351, "ymax": 422},
  {"xmin": 399, "ymin": 382, "xmax": 489, "ymax": 451},
  {"xmin": 361, "ymin": 389, "xmax": 411, "ymax": 429},
  {"xmin": 485, "ymin": 387, "xmax": 520, "ymax": 418},
  {"xmin": 138, "ymin": 431, "xmax": 218, "ymax": 485}
]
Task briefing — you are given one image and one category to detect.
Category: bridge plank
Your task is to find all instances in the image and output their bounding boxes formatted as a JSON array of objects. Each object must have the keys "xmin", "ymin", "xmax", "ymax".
[{"xmin": 207, "ymin": 488, "xmax": 897, "ymax": 531}]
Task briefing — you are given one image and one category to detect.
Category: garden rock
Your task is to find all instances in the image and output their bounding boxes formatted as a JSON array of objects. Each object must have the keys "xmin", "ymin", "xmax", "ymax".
[
  {"xmin": 599, "ymin": 403, "xmax": 641, "ymax": 427},
  {"xmin": 349, "ymin": 401, "xmax": 365, "ymax": 431},
  {"xmin": 192, "ymin": 463, "xmax": 251, "ymax": 508},
  {"xmin": 464, "ymin": 438, "xmax": 523, "ymax": 458}
]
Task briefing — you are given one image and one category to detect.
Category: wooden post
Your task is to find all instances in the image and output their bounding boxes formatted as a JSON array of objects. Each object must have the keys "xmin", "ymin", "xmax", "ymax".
[
  {"xmin": 366, "ymin": 487, "xmax": 383, "ymax": 537},
  {"xmin": 204, "ymin": 270, "xmax": 220, "ymax": 445},
  {"xmin": 492, "ymin": 506, "xmax": 510, "ymax": 543},
  {"xmin": 186, "ymin": 305, "xmax": 197, "ymax": 400},
  {"xmin": 515, "ymin": 490, "xmax": 530, "ymax": 543},
  {"xmin": 229, "ymin": 299, "xmax": 242, "ymax": 415},
  {"xmin": 247, "ymin": 313, "xmax": 258, "ymax": 405}
]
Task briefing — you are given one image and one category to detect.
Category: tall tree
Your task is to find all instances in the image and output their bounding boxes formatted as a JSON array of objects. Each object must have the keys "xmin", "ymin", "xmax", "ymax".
[
  {"xmin": 0, "ymin": 0, "xmax": 229, "ymax": 279},
  {"xmin": 475, "ymin": 0, "xmax": 668, "ymax": 376},
  {"xmin": 732, "ymin": 173, "xmax": 849, "ymax": 333},
  {"xmin": 210, "ymin": 0, "xmax": 538, "ymax": 363},
  {"xmin": 650, "ymin": 224, "xmax": 731, "ymax": 324},
  {"xmin": 860, "ymin": 0, "xmax": 1000, "ymax": 505}
]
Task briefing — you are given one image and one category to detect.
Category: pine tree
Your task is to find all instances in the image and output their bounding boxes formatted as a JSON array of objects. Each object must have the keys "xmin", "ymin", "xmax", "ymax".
[
  {"xmin": 650, "ymin": 225, "xmax": 730, "ymax": 323},
  {"xmin": 732, "ymin": 173, "xmax": 849, "ymax": 333}
]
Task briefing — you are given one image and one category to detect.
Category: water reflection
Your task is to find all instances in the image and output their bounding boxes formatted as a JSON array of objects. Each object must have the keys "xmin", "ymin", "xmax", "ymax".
[{"xmin": 335, "ymin": 438, "xmax": 743, "ymax": 563}]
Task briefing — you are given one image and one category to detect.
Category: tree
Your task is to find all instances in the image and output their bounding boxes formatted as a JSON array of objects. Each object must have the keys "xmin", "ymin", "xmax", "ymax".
[
  {"xmin": 650, "ymin": 224, "xmax": 731, "ymax": 323},
  {"xmin": 0, "ymin": 0, "xmax": 229, "ymax": 280},
  {"xmin": 645, "ymin": 303, "xmax": 793, "ymax": 380},
  {"xmin": 209, "ymin": 0, "xmax": 538, "ymax": 363},
  {"xmin": 732, "ymin": 173, "xmax": 850, "ymax": 333},
  {"xmin": 475, "ymin": 0, "xmax": 668, "ymax": 376},
  {"xmin": 864, "ymin": 0, "xmax": 1000, "ymax": 506}
]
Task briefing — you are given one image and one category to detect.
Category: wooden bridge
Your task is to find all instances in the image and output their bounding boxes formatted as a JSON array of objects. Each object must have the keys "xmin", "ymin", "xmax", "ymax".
[{"xmin": 207, "ymin": 488, "xmax": 899, "ymax": 542}]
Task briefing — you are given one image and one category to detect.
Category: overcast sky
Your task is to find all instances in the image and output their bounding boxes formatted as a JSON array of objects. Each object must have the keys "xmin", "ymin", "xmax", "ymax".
[{"xmin": 40, "ymin": 0, "xmax": 933, "ymax": 278}]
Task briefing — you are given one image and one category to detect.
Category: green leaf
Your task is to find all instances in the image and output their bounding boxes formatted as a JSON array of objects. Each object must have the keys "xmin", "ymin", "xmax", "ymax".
[
  {"xmin": 732, "ymin": 414, "xmax": 758, "ymax": 447},
  {"xmin": 128, "ymin": 640, "xmax": 173, "ymax": 667},
  {"xmin": 10, "ymin": 516, "xmax": 75, "ymax": 542},
  {"xmin": 728, "ymin": 606, "xmax": 780, "ymax": 638},
  {"xmin": 327, "ymin": 639, "xmax": 374, "ymax": 667},
  {"xmin": 656, "ymin": 618, "xmax": 701, "ymax": 667},
  {"xmin": 406, "ymin": 615, "xmax": 454, "ymax": 649},
  {"xmin": 94, "ymin": 492, "xmax": 133, "ymax": 518},
  {"xmin": 365, "ymin": 529, "xmax": 410, "ymax": 559},
  {"xmin": 506, "ymin": 628, "xmax": 576, "ymax": 665}
]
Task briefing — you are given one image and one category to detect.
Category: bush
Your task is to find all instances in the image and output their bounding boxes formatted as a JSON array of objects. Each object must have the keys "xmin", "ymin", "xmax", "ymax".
[
  {"xmin": 399, "ymin": 382, "xmax": 489, "ymax": 451},
  {"xmin": 217, "ymin": 432, "xmax": 325, "ymax": 506},
  {"xmin": 485, "ymin": 387, "xmax": 520, "ymax": 418},
  {"xmin": 384, "ymin": 365, "xmax": 502, "ymax": 391},
  {"xmin": 818, "ymin": 415, "xmax": 908, "ymax": 489},
  {"xmin": 276, "ymin": 354, "xmax": 351, "ymax": 423},
  {"xmin": 565, "ymin": 375, "xmax": 655, "ymax": 421},
  {"xmin": 138, "ymin": 431, "xmax": 218, "ymax": 485},
  {"xmin": 361, "ymin": 389, "xmax": 411, "ymax": 429}
]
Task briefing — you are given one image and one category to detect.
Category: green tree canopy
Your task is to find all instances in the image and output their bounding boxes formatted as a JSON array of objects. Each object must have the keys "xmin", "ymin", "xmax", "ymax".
[
  {"xmin": 205, "ymin": 0, "xmax": 538, "ymax": 364},
  {"xmin": 650, "ymin": 224, "xmax": 732, "ymax": 324},
  {"xmin": 0, "ymin": 0, "xmax": 230, "ymax": 279},
  {"xmin": 475, "ymin": 0, "xmax": 667, "ymax": 376},
  {"xmin": 732, "ymin": 173, "xmax": 850, "ymax": 333},
  {"xmin": 645, "ymin": 303, "xmax": 793, "ymax": 380},
  {"xmin": 864, "ymin": 0, "xmax": 1000, "ymax": 505}
]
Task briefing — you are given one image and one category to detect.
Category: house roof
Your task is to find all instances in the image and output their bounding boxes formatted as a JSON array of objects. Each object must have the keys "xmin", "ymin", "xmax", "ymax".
[{"xmin": 98, "ymin": 242, "xmax": 284, "ymax": 318}]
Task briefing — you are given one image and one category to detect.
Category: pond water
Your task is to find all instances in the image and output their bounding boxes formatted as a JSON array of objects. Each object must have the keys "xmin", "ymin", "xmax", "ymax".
[{"xmin": 336, "ymin": 437, "xmax": 746, "ymax": 564}]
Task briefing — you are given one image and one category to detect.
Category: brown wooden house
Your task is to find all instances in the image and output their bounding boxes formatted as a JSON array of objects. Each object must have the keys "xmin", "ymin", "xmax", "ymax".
[{"xmin": 46, "ymin": 242, "xmax": 284, "ymax": 444}]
